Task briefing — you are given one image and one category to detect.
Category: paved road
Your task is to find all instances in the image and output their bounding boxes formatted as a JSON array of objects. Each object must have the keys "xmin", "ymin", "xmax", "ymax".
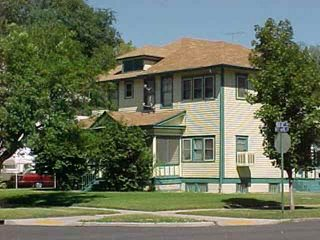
[{"xmin": 1, "ymin": 220, "xmax": 320, "ymax": 240}]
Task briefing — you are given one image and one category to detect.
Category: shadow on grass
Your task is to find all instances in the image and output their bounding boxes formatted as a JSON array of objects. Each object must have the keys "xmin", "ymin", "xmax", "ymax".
[
  {"xmin": 223, "ymin": 198, "xmax": 315, "ymax": 210},
  {"xmin": 0, "ymin": 191, "xmax": 102, "ymax": 208}
]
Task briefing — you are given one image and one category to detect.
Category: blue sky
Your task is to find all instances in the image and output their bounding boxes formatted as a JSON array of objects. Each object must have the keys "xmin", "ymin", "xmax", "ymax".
[{"xmin": 87, "ymin": 0, "xmax": 320, "ymax": 48}]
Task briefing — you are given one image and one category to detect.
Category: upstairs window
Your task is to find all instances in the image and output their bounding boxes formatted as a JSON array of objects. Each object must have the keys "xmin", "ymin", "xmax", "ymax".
[
  {"xmin": 236, "ymin": 74, "xmax": 248, "ymax": 99},
  {"xmin": 123, "ymin": 59, "xmax": 144, "ymax": 72},
  {"xmin": 124, "ymin": 80, "xmax": 134, "ymax": 98},
  {"xmin": 161, "ymin": 76, "xmax": 173, "ymax": 107},
  {"xmin": 182, "ymin": 75, "xmax": 215, "ymax": 101},
  {"xmin": 182, "ymin": 78, "xmax": 192, "ymax": 100}
]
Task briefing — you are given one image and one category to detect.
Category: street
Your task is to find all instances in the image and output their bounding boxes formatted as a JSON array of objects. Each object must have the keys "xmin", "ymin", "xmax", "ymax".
[{"xmin": 1, "ymin": 220, "xmax": 320, "ymax": 240}]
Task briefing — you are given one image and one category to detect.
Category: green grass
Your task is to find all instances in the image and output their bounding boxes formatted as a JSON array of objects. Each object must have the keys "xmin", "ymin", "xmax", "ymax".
[
  {"xmin": 178, "ymin": 208, "xmax": 320, "ymax": 219},
  {"xmin": 1, "ymin": 189, "xmax": 320, "ymax": 211},
  {"xmin": 85, "ymin": 214, "xmax": 200, "ymax": 223},
  {"xmin": 0, "ymin": 207, "xmax": 116, "ymax": 219}
]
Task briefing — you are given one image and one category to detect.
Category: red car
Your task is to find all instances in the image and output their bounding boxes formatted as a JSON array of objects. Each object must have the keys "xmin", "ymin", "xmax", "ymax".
[{"xmin": 10, "ymin": 171, "xmax": 54, "ymax": 188}]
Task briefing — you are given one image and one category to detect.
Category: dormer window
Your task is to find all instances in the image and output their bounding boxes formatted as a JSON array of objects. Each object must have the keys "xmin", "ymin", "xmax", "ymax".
[{"xmin": 123, "ymin": 59, "xmax": 143, "ymax": 72}]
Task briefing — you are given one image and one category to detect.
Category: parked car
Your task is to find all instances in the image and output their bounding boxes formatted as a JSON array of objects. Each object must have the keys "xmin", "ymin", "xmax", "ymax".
[{"xmin": 9, "ymin": 169, "xmax": 54, "ymax": 188}]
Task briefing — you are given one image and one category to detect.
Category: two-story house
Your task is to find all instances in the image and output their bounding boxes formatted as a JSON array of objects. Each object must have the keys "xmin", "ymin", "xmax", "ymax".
[{"xmin": 90, "ymin": 37, "xmax": 288, "ymax": 193}]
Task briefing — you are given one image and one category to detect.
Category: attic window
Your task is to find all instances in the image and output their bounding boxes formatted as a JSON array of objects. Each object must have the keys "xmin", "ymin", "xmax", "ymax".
[{"xmin": 123, "ymin": 59, "xmax": 143, "ymax": 72}]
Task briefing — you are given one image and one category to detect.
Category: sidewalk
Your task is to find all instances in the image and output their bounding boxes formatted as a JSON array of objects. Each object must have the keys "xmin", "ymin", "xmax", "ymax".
[{"xmin": 4, "ymin": 207, "xmax": 284, "ymax": 227}]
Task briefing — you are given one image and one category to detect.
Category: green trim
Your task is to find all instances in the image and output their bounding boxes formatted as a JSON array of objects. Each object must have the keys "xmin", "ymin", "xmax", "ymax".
[
  {"xmin": 155, "ymin": 111, "xmax": 186, "ymax": 126},
  {"xmin": 181, "ymin": 136, "xmax": 216, "ymax": 163},
  {"xmin": 219, "ymin": 66, "xmax": 225, "ymax": 191},
  {"xmin": 153, "ymin": 126, "xmax": 186, "ymax": 129},
  {"xmin": 154, "ymin": 177, "xmax": 289, "ymax": 185}
]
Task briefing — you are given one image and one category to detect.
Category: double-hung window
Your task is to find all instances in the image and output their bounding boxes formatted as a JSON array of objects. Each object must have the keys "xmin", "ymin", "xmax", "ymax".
[
  {"xmin": 182, "ymin": 137, "xmax": 215, "ymax": 162},
  {"xmin": 193, "ymin": 77, "xmax": 203, "ymax": 99},
  {"xmin": 204, "ymin": 76, "xmax": 215, "ymax": 98},
  {"xmin": 161, "ymin": 76, "xmax": 173, "ymax": 107},
  {"xmin": 182, "ymin": 75, "xmax": 215, "ymax": 101},
  {"xmin": 182, "ymin": 78, "xmax": 192, "ymax": 100},
  {"xmin": 124, "ymin": 80, "xmax": 133, "ymax": 98},
  {"xmin": 236, "ymin": 74, "xmax": 248, "ymax": 99}
]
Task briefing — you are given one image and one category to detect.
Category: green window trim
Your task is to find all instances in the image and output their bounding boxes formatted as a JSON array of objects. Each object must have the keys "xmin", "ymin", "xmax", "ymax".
[
  {"xmin": 181, "ymin": 75, "xmax": 216, "ymax": 101},
  {"xmin": 236, "ymin": 74, "xmax": 249, "ymax": 100},
  {"xmin": 123, "ymin": 58, "xmax": 144, "ymax": 72},
  {"xmin": 182, "ymin": 136, "xmax": 216, "ymax": 162},
  {"xmin": 124, "ymin": 80, "xmax": 134, "ymax": 99}
]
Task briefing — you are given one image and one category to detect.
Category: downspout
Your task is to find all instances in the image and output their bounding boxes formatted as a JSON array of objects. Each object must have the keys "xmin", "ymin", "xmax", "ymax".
[{"xmin": 219, "ymin": 65, "xmax": 225, "ymax": 193}]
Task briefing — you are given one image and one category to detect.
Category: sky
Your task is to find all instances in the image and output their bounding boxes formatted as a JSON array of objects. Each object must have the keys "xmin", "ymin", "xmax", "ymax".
[{"xmin": 87, "ymin": 0, "xmax": 320, "ymax": 48}]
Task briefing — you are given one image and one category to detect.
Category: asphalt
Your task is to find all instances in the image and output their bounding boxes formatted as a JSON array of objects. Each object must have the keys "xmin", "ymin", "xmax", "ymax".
[{"xmin": 1, "ymin": 220, "xmax": 320, "ymax": 240}]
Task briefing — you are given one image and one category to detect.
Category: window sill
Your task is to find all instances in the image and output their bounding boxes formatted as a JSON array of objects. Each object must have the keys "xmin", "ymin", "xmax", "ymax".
[
  {"xmin": 160, "ymin": 105, "xmax": 173, "ymax": 109},
  {"xmin": 182, "ymin": 160, "xmax": 215, "ymax": 163},
  {"xmin": 156, "ymin": 163, "xmax": 179, "ymax": 166}
]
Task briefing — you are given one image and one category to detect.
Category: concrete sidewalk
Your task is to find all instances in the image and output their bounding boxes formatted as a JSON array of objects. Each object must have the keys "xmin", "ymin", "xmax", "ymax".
[{"xmin": 3, "ymin": 207, "xmax": 284, "ymax": 227}]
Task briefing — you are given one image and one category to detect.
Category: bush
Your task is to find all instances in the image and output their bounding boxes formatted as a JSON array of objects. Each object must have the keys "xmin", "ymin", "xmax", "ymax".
[{"xmin": 87, "ymin": 120, "xmax": 153, "ymax": 191}]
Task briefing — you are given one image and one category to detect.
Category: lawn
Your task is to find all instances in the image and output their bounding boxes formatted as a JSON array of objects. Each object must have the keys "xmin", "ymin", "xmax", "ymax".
[
  {"xmin": 84, "ymin": 214, "xmax": 200, "ymax": 223},
  {"xmin": 0, "ymin": 207, "xmax": 115, "ymax": 219},
  {"xmin": 178, "ymin": 208, "xmax": 320, "ymax": 219},
  {"xmin": 1, "ymin": 189, "xmax": 320, "ymax": 211}
]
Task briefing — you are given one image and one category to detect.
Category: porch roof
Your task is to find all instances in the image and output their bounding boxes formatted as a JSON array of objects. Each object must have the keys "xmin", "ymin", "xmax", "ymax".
[{"xmin": 107, "ymin": 110, "xmax": 185, "ymax": 127}]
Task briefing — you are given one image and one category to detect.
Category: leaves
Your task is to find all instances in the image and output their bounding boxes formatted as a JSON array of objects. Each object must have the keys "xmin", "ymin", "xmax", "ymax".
[{"xmin": 249, "ymin": 18, "xmax": 320, "ymax": 175}]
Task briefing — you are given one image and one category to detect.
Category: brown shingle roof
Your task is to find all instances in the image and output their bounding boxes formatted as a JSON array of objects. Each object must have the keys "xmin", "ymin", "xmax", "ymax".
[
  {"xmin": 101, "ymin": 38, "xmax": 252, "ymax": 82},
  {"xmin": 107, "ymin": 110, "xmax": 185, "ymax": 126},
  {"xmin": 78, "ymin": 116, "xmax": 99, "ymax": 129},
  {"xmin": 116, "ymin": 45, "xmax": 169, "ymax": 60}
]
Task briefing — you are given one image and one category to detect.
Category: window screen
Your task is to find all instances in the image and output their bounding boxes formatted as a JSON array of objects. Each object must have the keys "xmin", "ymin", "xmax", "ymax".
[
  {"xmin": 193, "ymin": 77, "xmax": 203, "ymax": 99},
  {"xmin": 204, "ymin": 76, "xmax": 214, "ymax": 98},
  {"xmin": 237, "ymin": 75, "xmax": 248, "ymax": 99},
  {"xmin": 161, "ymin": 77, "xmax": 173, "ymax": 106},
  {"xmin": 156, "ymin": 137, "xmax": 180, "ymax": 164},
  {"xmin": 182, "ymin": 79, "xmax": 192, "ymax": 100}
]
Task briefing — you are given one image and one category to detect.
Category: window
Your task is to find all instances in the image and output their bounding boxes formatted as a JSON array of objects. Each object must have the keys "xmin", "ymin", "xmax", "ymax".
[
  {"xmin": 236, "ymin": 74, "xmax": 248, "ymax": 99},
  {"xmin": 161, "ymin": 76, "xmax": 173, "ymax": 107},
  {"xmin": 204, "ymin": 138, "xmax": 214, "ymax": 160},
  {"xmin": 269, "ymin": 183, "xmax": 280, "ymax": 193},
  {"xmin": 183, "ymin": 139, "xmax": 192, "ymax": 161},
  {"xmin": 156, "ymin": 137, "xmax": 180, "ymax": 164},
  {"xmin": 123, "ymin": 59, "xmax": 143, "ymax": 72},
  {"xmin": 204, "ymin": 76, "xmax": 214, "ymax": 98},
  {"xmin": 236, "ymin": 183, "xmax": 249, "ymax": 193},
  {"xmin": 186, "ymin": 183, "xmax": 208, "ymax": 192},
  {"xmin": 124, "ymin": 81, "xmax": 133, "ymax": 98},
  {"xmin": 182, "ymin": 75, "xmax": 215, "ymax": 101},
  {"xmin": 193, "ymin": 77, "xmax": 203, "ymax": 99},
  {"xmin": 182, "ymin": 78, "xmax": 192, "ymax": 100},
  {"xmin": 183, "ymin": 137, "xmax": 215, "ymax": 162},
  {"xmin": 236, "ymin": 136, "xmax": 248, "ymax": 152},
  {"xmin": 193, "ymin": 139, "xmax": 203, "ymax": 161}
]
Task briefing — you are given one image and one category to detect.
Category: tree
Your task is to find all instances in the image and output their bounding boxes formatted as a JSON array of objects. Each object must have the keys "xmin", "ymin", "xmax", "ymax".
[
  {"xmin": 249, "ymin": 18, "xmax": 320, "ymax": 210},
  {"xmin": 86, "ymin": 120, "xmax": 153, "ymax": 191},
  {"xmin": 30, "ymin": 116, "xmax": 88, "ymax": 190},
  {"xmin": 0, "ymin": 0, "xmax": 124, "ymax": 167}
]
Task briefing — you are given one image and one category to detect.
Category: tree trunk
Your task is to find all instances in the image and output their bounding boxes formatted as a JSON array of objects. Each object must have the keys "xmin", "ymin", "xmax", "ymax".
[{"xmin": 287, "ymin": 169, "xmax": 295, "ymax": 211}]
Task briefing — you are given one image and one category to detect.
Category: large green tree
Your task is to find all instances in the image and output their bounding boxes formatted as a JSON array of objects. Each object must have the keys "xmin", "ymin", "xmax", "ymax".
[
  {"xmin": 0, "ymin": 0, "xmax": 124, "ymax": 166},
  {"xmin": 249, "ymin": 18, "xmax": 320, "ymax": 210}
]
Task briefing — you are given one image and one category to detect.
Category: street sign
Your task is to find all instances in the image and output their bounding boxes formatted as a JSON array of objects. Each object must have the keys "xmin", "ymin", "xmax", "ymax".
[
  {"xmin": 275, "ymin": 121, "xmax": 289, "ymax": 133},
  {"xmin": 275, "ymin": 132, "xmax": 291, "ymax": 153}
]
